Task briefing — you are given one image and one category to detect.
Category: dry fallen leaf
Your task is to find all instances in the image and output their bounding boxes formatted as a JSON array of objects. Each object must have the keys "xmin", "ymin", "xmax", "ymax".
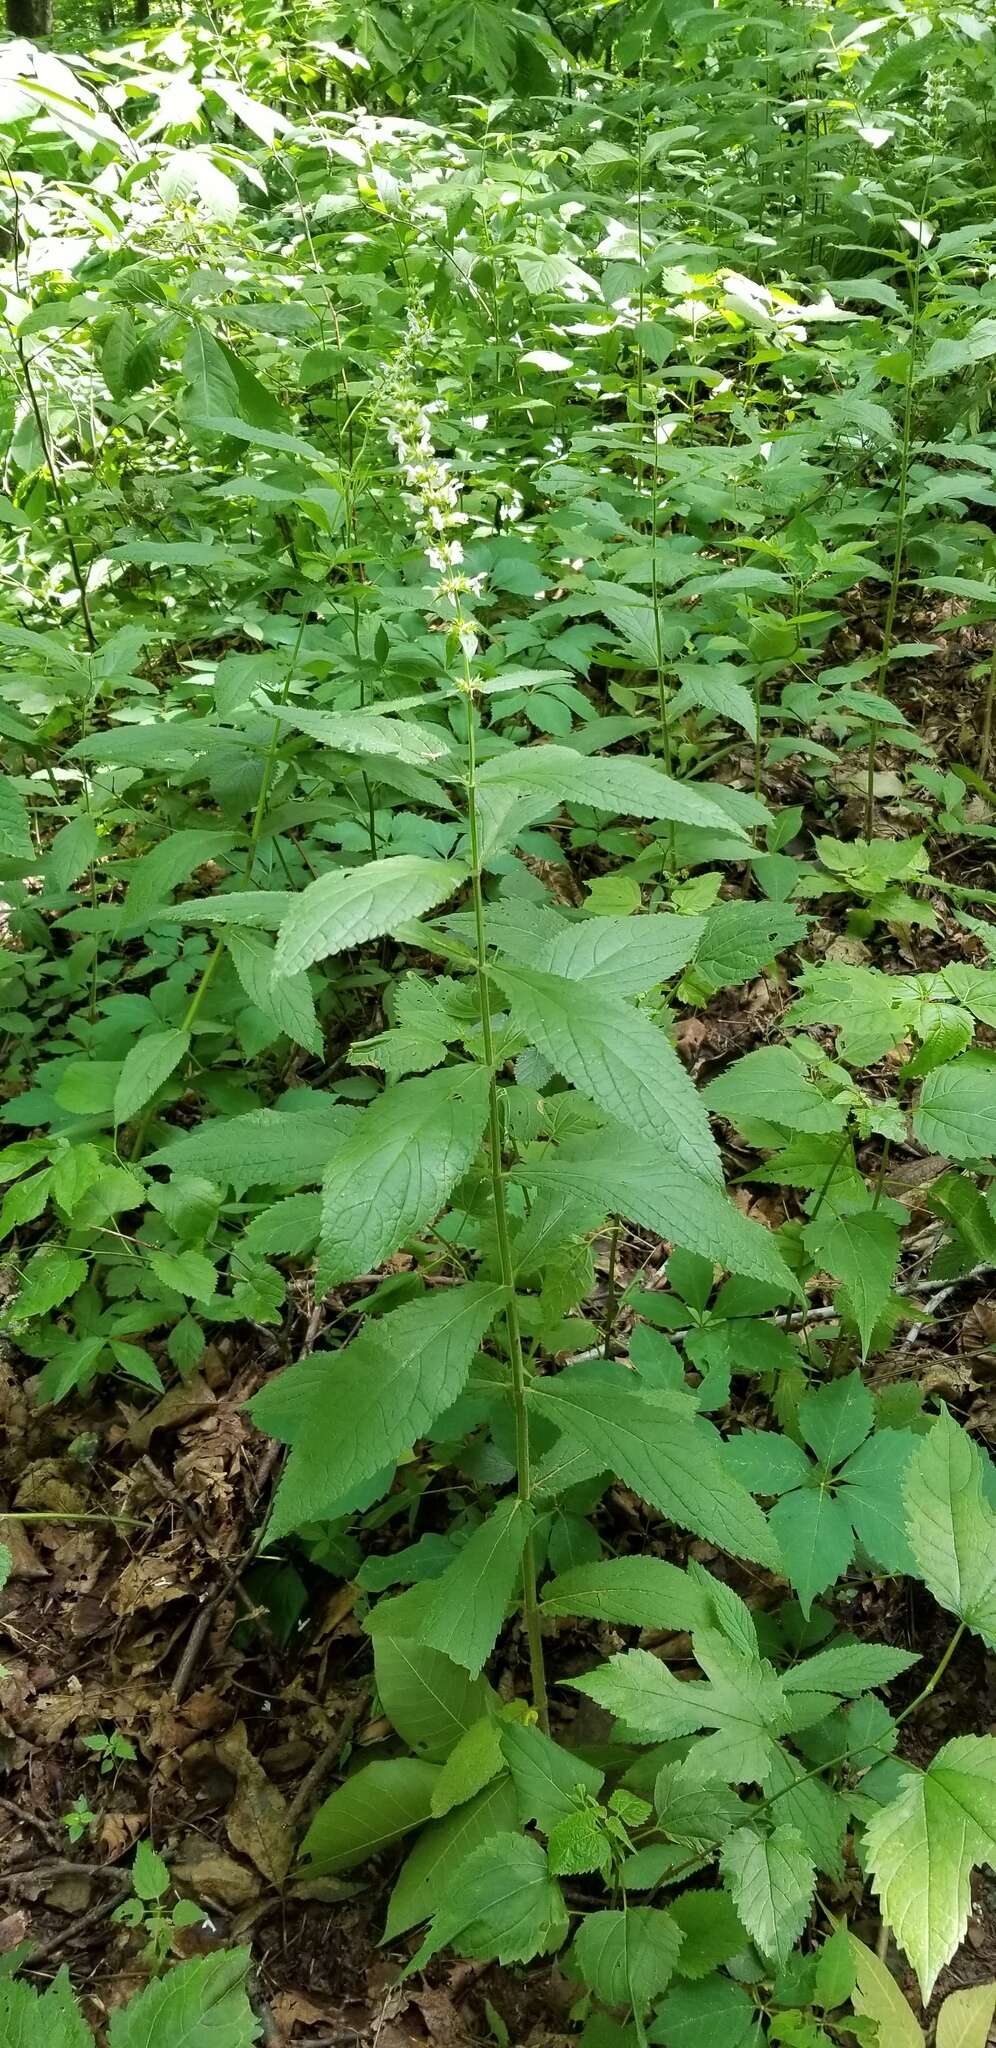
[
  {"xmin": 216, "ymin": 1721, "xmax": 293, "ymax": 1885},
  {"xmin": 173, "ymin": 1844, "xmax": 259, "ymax": 1910}
]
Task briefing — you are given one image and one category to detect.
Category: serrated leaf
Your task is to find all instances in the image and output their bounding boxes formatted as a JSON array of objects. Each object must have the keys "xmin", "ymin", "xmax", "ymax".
[
  {"xmin": 721, "ymin": 1825, "xmax": 816, "ymax": 1967},
  {"xmin": 914, "ymin": 1055, "xmax": 996, "ymax": 1162},
  {"xmin": 573, "ymin": 1630, "xmax": 791, "ymax": 1781},
  {"xmin": 848, "ymin": 1935, "xmax": 924, "ymax": 2048},
  {"xmin": 477, "ymin": 904, "xmax": 704, "ymax": 996},
  {"xmin": 0, "ymin": 1970, "xmax": 91, "ymax": 2048},
  {"xmin": 299, "ymin": 1759, "xmax": 441, "ymax": 1875},
  {"xmin": 114, "ymin": 1028, "xmax": 190, "ymax": 1125},
  {"xmin": 476, "ymin": 744, "xmax": 750, "ymax": 837},
  {"xmin": 902, "ymin": 1409, "xmax": 996, "ymax": 1646},
  {"xmin": 540, "ymin": 1557, "xmax": 712, "ymax": 1633},
  {"xmin": 386, "ymin": 1774, "xmax": 519, "ymax": 1937},
  {"xmin": 866, "ymin": 1735, "xmax": 996, "ymax": 2000},
  {"xmin": 782, "ymin": 1642, "xmax": 918, "ymax": 1698},
  {"xmin": 669, "ymin": 1888, "xmax": 747, "ymax": 1978},
  {"xmin": 936, "ymin": 1983, "xmax": 996, "ymax": 2048},
  {"xmin": 527, "ymin": 1366, "xmax": 780, "ymax": 1568},
  {"xmin": 689, "ymin": 901, "xmax": 809, "ymax": 996},
  {"xmin": 274, "ymin": 856, "xmax": 466, "ymax": 976},
  {"xmin": 570, "ymin": 1907, "xmax": 684, "ymax": 2014},
  {"xmin": 651, "ymin": 1975, "xmax": 760, "ymax": 2048},
  {"xmin": 799, "ymin": 1372, "xmax": 875, "ymax": 1469},
  {"xmin": 421, "ymin": 1497, "xmax": 532, "ymax": 1674},
  {"xmin": 47, "ymin": 815, "xmax": 100, "ymax": 892},
  {"xmin": 769, "ymin": 1486, "xmax": 855, "ymax": 1617},
  {"xmin": 7, "ymin": 1245, "xmax": 87, "ymax": 1323},
  {"xmin": 654, "ymin": 1763, "xmax": 745, "ymax": 1850},
  {"xmin": 407, "ymin": 1830, "xmax": 568, "ymax": 1972},
  {"xmin": 494, "ymin": 965, "xmax": 721, "ymax": 1183},
  {"xmin": 500, "ymin": 1719, "xmax": 604, "ymax": 1830},
  {"xmin": 108, "ymin": 1948, "xmax": 260, "ymax": 2048},
  {"xmin": 429, "ymin": 1716, "xmax": 504, "ymax": 1817},
  {"xmin": 803, "ymin": 1214, "xmax": 900, "ymax": 1358},
  {"xmin": 151, "ymin": 1104, "xmax": 356, "ymax": 1197},
  {"xmin": 0, "ymin": 775, "xmax": 32, "ymax": 860},
  {"xmin": 316, "ymin": 1064, "xmax": 490, "ymax": 1291},
  {"xmin": 132, "ymin": 1837, "xmax": 170, "ymax": 1900},
  {"xmin": 253, "ymin": 1283, "xmax": 505, "ymax": 1540},
  {"xmin": 225, "ymin": 929, "xmax": 321, "ymax": 1054},
  {"xmin": 705, "ymin": 1048, "xmax": 846, "ymax": 1136}
]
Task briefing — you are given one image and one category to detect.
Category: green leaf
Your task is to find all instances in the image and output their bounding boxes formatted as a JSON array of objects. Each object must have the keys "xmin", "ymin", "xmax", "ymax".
[
  {"xmin": 316, "ymin": 1065, "xmax": 490, "ymax": 1291},
  {"xmin": 253, "ymin": 1283, "xmax": 505, "ymax": 1540},
  {"xmin": 479, "ymin": 904, "xmax": 705, "ymax": 996},
  {"xmin": 769, "ymin": 1486, "xmax": 856, "ymax": 1617},
  {"xmin": 299, "ymin": 1759, "xmax": 441, "ymax": 1875},
  {"xmin": 721, "ymin": 1825, "xmax": 816, "ymax": 1968},
  {"xmin": 798, "ymin": 1371, "xmax": 875, "ymax": 1469},
  {"xmin": 512, "ymin": 1133, "xmax": 793, "ymax": 1287},
  {"xmin": 654, "ymin": 1762, "xmax": 746, "ymax": 1850},
  {"xmin": 936, "ymin": 1984, "xmax": 996, "ymax": 2048},
  {"xmin": 371, "ymin": 1625, "xmax": 498, "ymax": 1761},
  {"xmin": 705, "ymin": 1048, "xmax": 846, "ymax": 1137},
  {"xmin": 274, "ymin": 857, "xmax": 466, "ymax": 976},
  {"xmin": 7, "ymin": 1246, "xmax": 87, "ymax": 1323},
  {"xmin": 0, "ymin": 775, "xmax": 32, "ymax": 860},
  {"xmin": 688, "ymin": 902, "xmax": 809, "ymax": 997},
  {"xmin": 386, "ymin": 1775, "xmax": 520, "ymax": 1937},
  {"xmin": 0, "ymin": 1971, "xmax": 91, "ymax": 2048},
  {"xmin": 651, "ymin": 1975, "xmax": 760, "ymax": 2048},
  {"xmin": 114, "ymin": 1028, "xmax": 191, "ymax": 1125},
  {"xmin": 271, "ymin": 704, "xmax": 456, "ymax": 772},
  {"xmin": 781, "ymin": 1642, "xmax": 918, "ymax": 1698},
  {"xmin": 148, "ymin": 1248, "xmax": 217, "ymax": 1303},
  {"xmin": 865, "ymin": 1735, "xmax": 996, "ymax": 2000},
  {"xmin": 494, "ymin": 965, "xmax": 722, "ymax": 1183},
  {"xmin": 151, "ymin": 1104, "xmax": 357, "ymax": 1197},
  {"xmin": 902, "ymin": 1409, "xmax": 996, "ymax": 1647},
  {"xmin": 540, "ymin": 1557, "xmax": 712, "ymax": 1633},
  {"xmin": 421, "ymin": 1498, "xmax": 533, "ymax": 1674},
  {"xmin": 132, "ymin": 1837, "xmax": 170, "ymax": 1900},
  {"xmin": 669, "ymin": 1888, "xmax": 747, "ymax": 1978},
  {"xmin": 914, "ymin": 1055, "xmax": 996, "ymax": 1161},
  {"xmin": 921, "ymin": 318, "xmax": 996, "ymax": 379},
  {"xmin": 225, "ymin": 930, "xmax": 321, "ymax": 1054},
  {"xmin": 429, "ymin": 1716, "xmax": 505, "ymax": 1817},
  {"xmin": 572, "ymin": 1630, "xmax": 791, "ymax": 1780},
  {"xmin": 570, "ymin": 1907, "xmax": 684, "ymax": 2014},
  {"xmin": 500, "ymin": 1719, "xmax": 605, "ymax": 1830},
  {"xmin": 108, "ymin": 1949, "xmax": 260, "ymax": 2048},
  {"xmin": 670, "ymin": 664, "xmax": 758, "ymax": 740},
  {"xmin": 407, "ymin": 1830, "xmax": 568, "ymax": 1971},
  {"xmin": 759, "ymin": 1744, "xmax": 847, "ymax": 1880},
  {"xmin": 47, "ymin": 815, "xmax": 100, "ymax": 891},
  {"xmin": 802, "ymin": 1214, "xmax": 899, "ymax": 1358},
  {"xmin": 848, "ymin": 1937, "xmax": 924, "ymax": 2048},
  {"xmin": 476, "ymin": 744, "xmax": 751, "ymax": 840},
  {"xmin": 527, "ymin": 1366, "xmax": 780, "ymax": 1568}
]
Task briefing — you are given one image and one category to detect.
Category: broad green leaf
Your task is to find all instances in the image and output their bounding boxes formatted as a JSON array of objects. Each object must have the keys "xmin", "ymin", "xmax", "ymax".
[
  {"xmin": 151, "ymin": 1104, "xmax": 357, "ymax": 1196},
  {"xmin": 540, "ymin": 1557, "xmax": 712, "ymax": 1633},
  {"xmin": 0, "ymin": 1971, "xmax": 90, "ymax": 2048},
  {"xmin": 921, "ymin": 318, "xmax": 996, "ymax": 379},
  {"xmin": 422, "ymin": 1497, "xmax": 533, "ymax": 1674},
  {"xmin": 494, "ymin": 965, "xmax": 721, "ymax": 1183},
  {"xmin": 316, "ymin": 1064, "xmax": 490, "ymax": 1291},
  {"xmin": 225, "ymin": 929, "xmax": 321, "ymax": 1054},
  {"xmin": 474, "ymin": 903, "xmax": 705, "ymax": 996},
  {"xmin": 705, "ymin": 1048, "xmax": 846, "ymax": 1136},
  {"xmin": 687, "ymin": 902, "xmax": 809, "ymax": 997},
  {"xmin": 132, "ymin": 1837, "xmax": 169, "ymax": 1900},
  {"xmin": 527, "ymin": 1366, "xmax": 780, "ymax": 1568},
  {"xmin": 47, "ymin": 814, "xmax": 99, "ymax": 891},
  {"xmin": 759, "ymin": 1744, "xmax": 847, "ymax": 1880},
  {"xmin": 274, "ymin": 856, "xmax": 466, "ymax": 976},
  {"xmin": 108, "ymin": 1949, "xmax": 260, "ymax": 2048},
  {"xmin": 114, "ymin": 1028, "xmax": 190, "ymax": 1126},
  {"xmin": 252, "ymin": 1283, "xmax": 505, "ymax": 1539},
  {"xmin": 803, "ymin": 1213, "xmax": 900, "ymax": 1357},
  {"xmin": 936, "ymin": 1983, "xmax": 996, "ymax": 2048},
  {"xmin": 476, "ymin": 744, "xmax": 751, "ymax": 836},
  {"xmin": 669, "ymin": 1888, "xmax": 747, "ymax": 1979},
  {"xmin": 914, "ymin": 1055, "xmax": 996, "ymax": 1162},
  {"xmin": 513, "ymin": 1133, "xmax": 793, "ymax": 1287},
  {"xmin": 654, "ymin": 1763, "xmax": 746, "ymax": 1851},
  {"xmin": 271, "ymin": 704, "xmax": 456, "ymax": 772},
  {"xmin": 865, "ymin": 1735, "xmax": 996, "ymax": 1999},
  {"xmin": 148, "ymin": 1248, "xmax": 217, "ymax": 1302},
  {"xmin": 570, "ymin": 1907, "xmax": 684, "ymax": 2014},
  {"xmin": 7, "ymin": 1245, "xmax": 87, "ymax": 1324},
  {"xmin": 781, "ymin": 1642, "xmax": 918, "ymax": 1698},
  {"xmin": 429, "ymin": 1716, "xmax": 504, "ymax": 1817},
  {"xmin": 0, "ymin": 775, "xmax": 32, "ymax": 860},
  {"xmin": 386, "ymin": 1775, "xmax": 520, "ymax": 1937},
  {"xmin": 769, "ymin": 1486, "xmax": 855, "ymax": 1617},
  {"xmin": 371, "ymin": 1625, "xmax": 498, "ymax": 1761},
  {"xmin": 299, "ymin": 1759, "xmax": 441, "ymax": 1875},
  {"xmin": 848, "ymin": 1936, "xmax": 924, "ymax": 2048},
  {"xmin": 902, "ymin": 1409, "xmax": 996, "ymax": 1646},
  {"xmin": 407, "ymin": 1831, "xmax": 568, "ymax": 1971},
  {"xmin": 500, "ymin": 1719, "xmax": 604, "ymax": 1829},
  {"xmin": 799, "ymin": 1371, "xmax": 875, "ymax": 1469},
  {"xmin": 651, "ymin": 1976, "xmax": 760, "ymax": 2048},
  {"xmin": 721, "ymin": 1825, "xmax": 816, "ymax": 1967},
  {"xmin": 572, "ymin": 1631, "xmax": 791, "ymax": 1780}
]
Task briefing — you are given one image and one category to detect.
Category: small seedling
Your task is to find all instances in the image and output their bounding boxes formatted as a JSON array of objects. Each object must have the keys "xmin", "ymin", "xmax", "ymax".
[
  {"xmin": 112, "ymin": 1839, "xmax": 205, "ymax": 1970},
  {"xmin": 62, "ymin": 1794, "xmax": 97, "ymax": 1844},
  {"xmin": 82, "ymin": 1728, "xmax": 137, "ymax": 1777}
]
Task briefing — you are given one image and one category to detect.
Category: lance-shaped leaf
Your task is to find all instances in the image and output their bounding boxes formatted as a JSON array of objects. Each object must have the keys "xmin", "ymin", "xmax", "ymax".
[
  {"xmin": 252, "ymin": 1283, "xmax": 505, "ymax": 1540},
  {"xmin": 865, "ymin": 1735, "xmax": 996, "ymax": 2000},
  {"xmin": 225, "ymin": 928, "xmax": 321, "ymax": 1053},
  {"xmin": 421, "ymin": 1497, "xmax": 534, "ymax": 1675},
  {"xmin": 274, "ymin": 855, "xmax": 466, "ymax": 976},
  {"xmin": 114, "ymin": 1027, "xmax": 190, "ymax": 1125},
  {"xmin": 476, "ymin": 743, "xmax": 753, "ymax": 834},
  {"xmin": 298, "ymin": 1760, "xmax": 441, "ymax": 1876},
  {"xmin": 493, "ymin": 964, "xmax": 722, "ymax": 1183},
  {"xmin": 316, "ymin": 1064, "xmax": 490, "ymax": 1290},
  {"xmin": 902, "ymin": 1410, "xmax": 996, "ymax": 1647}
]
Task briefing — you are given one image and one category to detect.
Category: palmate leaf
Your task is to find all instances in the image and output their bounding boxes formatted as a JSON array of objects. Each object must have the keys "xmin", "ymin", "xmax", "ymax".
[
  {"xmin": 866, "ymin": 1735, "xmax": 996, "ymax": 2000},
  {"xmin": 406, "ymin": 1831, "xmax": 568, "ymax": 1973},
  {"xmin": 902, "ymin": 1410, "xmax": 996, "ymax": 1647},
  {"xmin": 571, "ymin": 1630, "xmax": 792, "ymax": 1782},
  {"xmin": 316, "ymin": 1064, "xmax": 491, "ymax": 1291},
  {"xmin": 721, "ymin": 1824, "xmax": 816, "ymax": 1969},
  {"xmin": 494, "ymin": 964, "xmax": 722, "ymax": 1183},
  {"xmin": 252, "ymin": 1282, "xmax": 505, "ymax": 1541}
]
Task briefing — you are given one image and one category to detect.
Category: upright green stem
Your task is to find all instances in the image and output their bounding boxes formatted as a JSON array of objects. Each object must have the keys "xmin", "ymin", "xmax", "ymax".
[
  {"xmin": 464, "ymin": 690, "xmax": 549, "ymax": 1731},
  {"xmin": 865, "ymin": 240, "xmax": 923, "ymax": 841},
  {"xmin": 980, "ymin": 637, "xmax": 996, "ymax": 779}
]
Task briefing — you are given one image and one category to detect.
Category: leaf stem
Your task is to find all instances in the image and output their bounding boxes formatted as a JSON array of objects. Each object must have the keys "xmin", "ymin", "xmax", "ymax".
[{"xmin": 463, "ymin": 685, "xmax": 549, "ymax": 1732}]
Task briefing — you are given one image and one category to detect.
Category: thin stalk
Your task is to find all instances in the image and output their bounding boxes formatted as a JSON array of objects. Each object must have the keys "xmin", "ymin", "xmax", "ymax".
[
  {"xmin": 865, "ymin": 239, "xmax": 923, "ymax": 841},
  {"xmin": 602, "ymin": 1217, "xmax": 622, "ymax": 1358},
  {"xmin": 463, "ymin": 685, "xmax": 549, "ymax": 1731},
  {"xmin": 980, "ymin": 637, "xmax": 996, "ymax": 779}
]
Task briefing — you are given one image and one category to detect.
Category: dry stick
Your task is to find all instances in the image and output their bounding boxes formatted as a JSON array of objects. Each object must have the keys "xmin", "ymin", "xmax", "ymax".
[
  {"xmin": 286, "ymin": 1691, "xmax": 369, "ymax": 1830},
  {"xmin": 22, "ymin": 1881, "xmax": 133, "ymax": 1970},
  {"xmin": 139, "ymin": 1455, "xmax": 278, "ymax": 1701}
]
